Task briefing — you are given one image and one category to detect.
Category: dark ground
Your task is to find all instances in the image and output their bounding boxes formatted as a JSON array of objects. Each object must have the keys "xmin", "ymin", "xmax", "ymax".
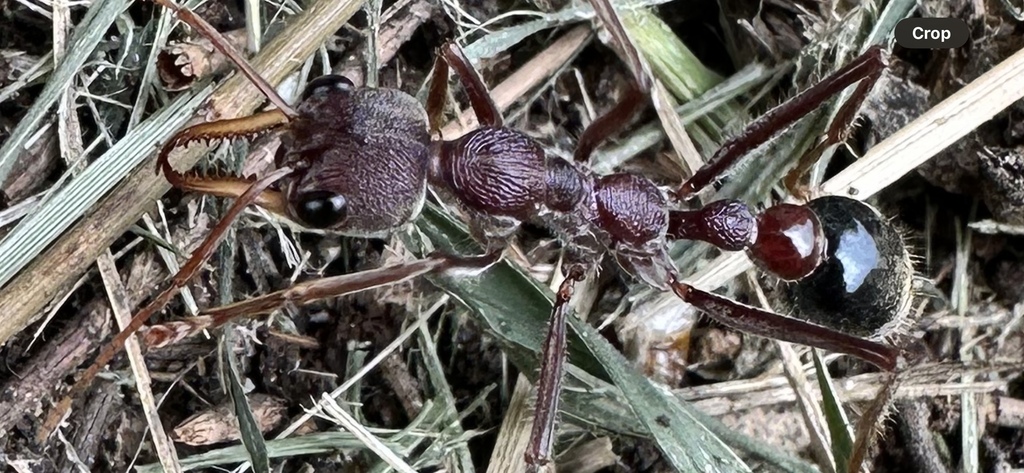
[{"xmin": 0, "ymin": 0, "xmax": 1023, "ymax": 471}]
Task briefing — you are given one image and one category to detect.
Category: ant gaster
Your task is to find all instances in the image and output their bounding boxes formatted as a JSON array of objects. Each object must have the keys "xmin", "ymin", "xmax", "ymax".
[{"xmin": 43, "ymin": 0, "xmax": 914, "ymax": 468}]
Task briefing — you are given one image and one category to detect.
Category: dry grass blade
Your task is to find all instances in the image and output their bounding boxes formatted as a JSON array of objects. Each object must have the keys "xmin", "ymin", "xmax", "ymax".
[
  {"xmin": 0, "ymin": 88, "xmax": 212, "ymax": 330},
  {"xmin": 273, "ymin": 296, "xmax": 448, "ymax": 439},
  {"xmin": 319, "ymin": 395, "xmax": 417, "ymax": 473},
  {"xmin": 487, "ymin": 375, "xmax": 535, "ymax": 472},
  {"xmin": 96, "ymin": 251, "xmax": 181, "ymax": 472},
  {"xmin": 0, "ymin": 0, "xmax": 129, "ymax": 184}
]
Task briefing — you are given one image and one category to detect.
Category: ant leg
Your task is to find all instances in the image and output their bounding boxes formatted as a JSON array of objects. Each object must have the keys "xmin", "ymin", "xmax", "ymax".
[
  {"xmin": 571, "ymin": 0, "xmax": 652, "ymax": 164},
  {"xmin": 153, "ymin": 0, "xmax": 297, "ymax": 117},
  {"xmin": 440, "ymin": 42, "xmax": 503, "ymax": 128},
  {"xmin": 143, "ymin": 251, "xmax": 501, "ymax": 347},
  {"xmin": 668, "ymin": 276, "xmax": 899, "ymax": 371},
  {"xmin": 676, "ymin": 46, "xmax": 888, "ymax": 198},
  {"xmin": 782, "ymin": 62, "xmax": 885, "ymax": 193},
  {"xmin": 525, "ymin": 263, "xmax": 587, "ymax": 468},
  {"xmin": 38, "ymin": 165, "xmax": 296, "ymax": 443},
  {"xmin": 426, "ymin": 47, "xmax": 450, "ymax": 135},
  {"xmin": 573, "ymin": 83, "xmax": 647, "ymax": 163},
  {"xmin": 158, "ymin": 109, "xmax": 291, "ymax": 215}
]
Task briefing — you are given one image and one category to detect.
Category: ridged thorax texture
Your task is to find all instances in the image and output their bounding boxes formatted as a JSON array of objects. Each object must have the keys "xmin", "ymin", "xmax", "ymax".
[
  {"xmin": 429, "ymin": 124, "xmax": 672, "ymax": 283},
  {"xmin": 592, "ymin": 173, "xmax": 672, "ymax": 288},
  {"xmin": 280, "ymin": 88, "xmax": 431, "ymax": 237}
]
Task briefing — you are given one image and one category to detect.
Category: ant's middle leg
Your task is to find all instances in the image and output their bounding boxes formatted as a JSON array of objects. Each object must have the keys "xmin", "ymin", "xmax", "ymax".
[
  {"xmin": 572, "ymin": 83, "xmax": 648, "ymax": 163},
  {"xmin": 524, "ymin": 262, "xmax": 588, "ymax": 469},
  {"xmin": 572, "ymin": 0, "xmax": 655, "ymax": 164}
]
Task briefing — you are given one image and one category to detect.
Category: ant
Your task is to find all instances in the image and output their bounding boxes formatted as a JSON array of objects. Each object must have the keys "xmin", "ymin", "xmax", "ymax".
[{"xmin": 42, "ymin": 0, "xmax": 915, "ymax": 468}]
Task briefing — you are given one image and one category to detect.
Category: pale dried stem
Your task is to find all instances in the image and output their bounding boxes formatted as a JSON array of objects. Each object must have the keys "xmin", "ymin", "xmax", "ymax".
[
  {"xmin": 749, "ymin": 273, "xmax": 835, "ymax": 472},
  {"xmin": 486, "ymin": 374, "xmax": 536, "ymax": 472},
  {"xmin": 676, "ymin": 362, "xmax": 1022, "ymax": 416},
  {"xmin": 96, "ymin": 250, "xmax": 182, "ymax": 472}
]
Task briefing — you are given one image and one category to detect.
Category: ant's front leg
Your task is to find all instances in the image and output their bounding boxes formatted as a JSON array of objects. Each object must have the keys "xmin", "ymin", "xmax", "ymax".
[
  {"xmin": 143, "ymin": 251, "xmax": 501, "ymax": 347},
  {"xmin": 39, "ymin": 165, "xmax": 296, "ymax": 442}
]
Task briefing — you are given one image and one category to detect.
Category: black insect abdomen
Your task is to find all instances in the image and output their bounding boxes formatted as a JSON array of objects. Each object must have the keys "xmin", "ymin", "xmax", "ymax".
[{"xmin": 782, "ymin": 196, "xmax": 912, "ymax": 337}]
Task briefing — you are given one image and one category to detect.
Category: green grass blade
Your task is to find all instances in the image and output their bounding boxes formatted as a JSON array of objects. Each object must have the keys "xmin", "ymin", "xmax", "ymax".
[
  {"xmin": 411, "ymin": 206, "xmax": 751, "ymax": 472},
  {"xmin": 0, "ymin": 87, "xmax": 212, "ymax": 287},
  {"xmin": 220, "ymin": 330, "xmax": 273, "ymax": 473},
  {"xmin": 0, "ymin": 0, "xmax": 131, "ymax": 183},
  {"xmin": 813, "ymin": 352, "xmax": 854, "ymax": 473}
]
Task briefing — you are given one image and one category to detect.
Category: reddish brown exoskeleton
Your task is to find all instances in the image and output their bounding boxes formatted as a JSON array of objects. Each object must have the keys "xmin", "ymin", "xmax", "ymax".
[{"xmin": 43, "ymin": 0, "xmax": 915, "ymax": 469}]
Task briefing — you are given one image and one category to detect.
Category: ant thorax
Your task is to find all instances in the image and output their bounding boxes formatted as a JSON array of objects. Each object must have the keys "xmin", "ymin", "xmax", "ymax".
[
  {"xmin": 430, "ymin": 124, "xmax": 675, "ymax": 284},
  {"xmin": 773, "ymin": 196, "xmax": 914, "ymax": 338},
  {"xmin": 278, "ymin": 76, "xmax": 432, "ymax": 237}
]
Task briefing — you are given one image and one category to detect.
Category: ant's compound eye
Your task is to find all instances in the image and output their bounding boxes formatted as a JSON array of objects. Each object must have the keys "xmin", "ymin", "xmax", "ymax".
[
  {"xmin": 301, "ymin": 75, "xmax": 354, "ymax": 101},
  {"xmin": 296, "ymin": 190, "xmax": 348, "ymax": 228}
]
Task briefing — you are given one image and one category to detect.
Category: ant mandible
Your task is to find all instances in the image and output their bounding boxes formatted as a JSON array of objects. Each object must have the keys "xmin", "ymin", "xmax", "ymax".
[{"xmin": 43, "ymin": 0, "xmax": 915, "ymax": 468}]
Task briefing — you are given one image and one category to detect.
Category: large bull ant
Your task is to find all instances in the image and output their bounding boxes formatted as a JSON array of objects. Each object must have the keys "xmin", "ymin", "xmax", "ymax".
[{"xmin": 44, "ymin": 0, "xmax": 915, "ymax": 468}]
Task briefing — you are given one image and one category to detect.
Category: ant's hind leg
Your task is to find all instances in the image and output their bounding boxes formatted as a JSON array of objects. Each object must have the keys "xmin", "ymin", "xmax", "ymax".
[
  {"xmin": 676, "ymin": 46, "xmax": 888, "ymax": 199},
  {"xmin": 667, "ymin": 276, "xmax": 900, "ymax": 371},
  {"xmin": 782, "ymin": 56, "xmax": 886, "ymax": 194},
  {"xmin": 440, "ymin": 42, "xmax": 504, "ymax": 128}
]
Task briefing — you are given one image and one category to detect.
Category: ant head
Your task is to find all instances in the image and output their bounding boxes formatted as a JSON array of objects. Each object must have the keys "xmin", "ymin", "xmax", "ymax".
[
  {"xmin": 276, "ymin": 76, "xmax": 432, "ymax": 236},
  {"xmin": 777, "ymin": 196, "xmax": 913, "ymax": 338},
  {"xmin": 298, "ymin": 75, "xmax": 356, "ymax": 109}
]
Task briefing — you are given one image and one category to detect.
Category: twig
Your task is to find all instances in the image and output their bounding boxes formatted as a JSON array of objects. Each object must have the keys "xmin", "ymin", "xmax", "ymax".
[{"xmin": 96, "ymin": 250, "xmax": 182, "ymax": 472}]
